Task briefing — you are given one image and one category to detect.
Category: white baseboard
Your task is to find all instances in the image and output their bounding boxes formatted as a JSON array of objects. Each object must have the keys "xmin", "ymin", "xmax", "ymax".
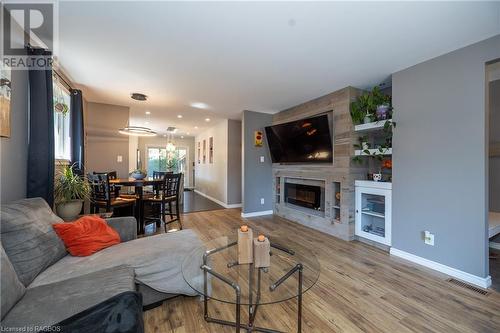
[
  {"xmin": 489, "ymin": 241, "xmax": 500, "ymax": 250},
  {"xmin": 241, "ymin": 210, "xmax": 274, "ymax": 218},
  {"xmin": 194, "ymin": 190, "xmax": 242, "ymax": 209},
  {"xmin": 390, "ymin": 248, "xmax": 492, "ymax": 289}
]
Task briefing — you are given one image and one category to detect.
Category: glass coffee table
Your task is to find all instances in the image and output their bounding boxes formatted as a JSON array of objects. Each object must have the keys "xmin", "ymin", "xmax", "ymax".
[{"xmin": 182, "ymin": 235, "xmax": 320, "ymax": 333}]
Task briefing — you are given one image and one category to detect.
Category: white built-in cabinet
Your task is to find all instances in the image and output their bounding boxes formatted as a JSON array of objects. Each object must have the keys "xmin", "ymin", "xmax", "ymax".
[{"xmin": 355, "ymin": 180, "xmax": 392, "ymax": 246}]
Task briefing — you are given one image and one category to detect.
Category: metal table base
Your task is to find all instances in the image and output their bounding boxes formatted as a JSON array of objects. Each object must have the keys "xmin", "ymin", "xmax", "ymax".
[{"xmin": 201, "ymin": 241, "xmax": 304, "ymax": 333}]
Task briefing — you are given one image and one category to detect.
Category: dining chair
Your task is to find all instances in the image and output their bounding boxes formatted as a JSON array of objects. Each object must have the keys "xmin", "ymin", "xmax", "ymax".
[
  {"xmin": 88, "ymin": 173, "xmax": 136, "ymax": 215},
  {"xmin": 143, "ymin": 173, "xmax": 182, "ymax": 232},
  {"xmin": 93, "ymin": 171, "xmax": 121, "ymax": 197}
]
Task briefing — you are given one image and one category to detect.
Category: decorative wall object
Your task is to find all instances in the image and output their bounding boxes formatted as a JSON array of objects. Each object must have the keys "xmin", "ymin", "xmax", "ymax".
[
  {"xmin": 202, "ymin": 139, "xmax": 206, "ymax": 164},
  {"xmin": 254, "ymin": 130, "xmax": 263, "ymax": 147},
  {"xmin": 209, "ymin": 136, "xmax": 214, "ymax": 163},
  {"xmin": 197, "ymin": 141, "xmax": 201, "ymax": 164},
  {"xmin": 0, "ymin": 64, "xmax": 12, "ymax": 137}
]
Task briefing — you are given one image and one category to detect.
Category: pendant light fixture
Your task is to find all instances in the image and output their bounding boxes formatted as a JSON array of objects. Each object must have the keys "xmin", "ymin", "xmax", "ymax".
[
  {"xmin": 118, "ymin": 92, "xmax": 156, "ymax": 136},
  {"xmin": 118, "ymin": 125, "xmax": 157, "ymax": 137}
]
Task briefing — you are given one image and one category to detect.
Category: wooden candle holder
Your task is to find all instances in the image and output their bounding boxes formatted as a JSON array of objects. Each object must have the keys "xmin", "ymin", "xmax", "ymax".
[
  {"xmin": 253, "ymin": 235, "xmax": 270, "ymax": 268},
  {"xmin": 238, "ymin": 226, "xmax": 253, "ymax": 264}
]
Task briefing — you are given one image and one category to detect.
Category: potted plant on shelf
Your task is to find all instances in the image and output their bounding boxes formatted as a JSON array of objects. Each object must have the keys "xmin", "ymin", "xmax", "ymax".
[
  {"xmin": 350, "ymin": 86, "xmax": 392, "ymax": 124},
  {"xmin": 130, "ymin": 169, "xmax": 147, "ymax": 180},
  {"xmin": 55, "ymin": 164, "xmax": 90, "ymax": 221}
]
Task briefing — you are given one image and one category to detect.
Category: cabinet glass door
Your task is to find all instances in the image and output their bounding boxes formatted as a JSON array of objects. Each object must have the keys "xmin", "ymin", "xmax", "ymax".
[{"xmin": 360, "ymin": 193, "xmax": 386, "ymax": 238}]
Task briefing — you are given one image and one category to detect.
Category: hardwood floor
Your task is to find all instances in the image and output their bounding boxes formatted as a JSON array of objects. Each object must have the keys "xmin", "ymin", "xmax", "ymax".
[
  {"xmin": 181, "ymin": 190, "xmax": 225, "ymax": 214},
  {"xmin": 144, "ymin": 209, "xmax": 500, "ymax": 333}
]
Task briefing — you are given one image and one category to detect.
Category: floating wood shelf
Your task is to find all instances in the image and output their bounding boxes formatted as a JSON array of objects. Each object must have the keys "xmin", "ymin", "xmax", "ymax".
[{"xmin": 354, "ymin": 119, "xmax": 393, "ymax": 133}]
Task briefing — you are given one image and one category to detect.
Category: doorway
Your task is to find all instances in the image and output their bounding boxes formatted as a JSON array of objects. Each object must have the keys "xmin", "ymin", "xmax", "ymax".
[{"xmin": 487, "ymin": 60, "xmax": 500, "ymax": 291}]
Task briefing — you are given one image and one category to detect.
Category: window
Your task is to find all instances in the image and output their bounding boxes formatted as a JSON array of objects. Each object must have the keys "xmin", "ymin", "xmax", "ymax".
[
  {"xmin": 147, "ymin": 147, "xmax": 168, "ymax": 175},
  {"xmin": 146, "ymin": 146, "xmax": 188, "ymax": 178},
  {"xmin": 53, "ymin": 78, "xmax": 71, "ymax": 160}
]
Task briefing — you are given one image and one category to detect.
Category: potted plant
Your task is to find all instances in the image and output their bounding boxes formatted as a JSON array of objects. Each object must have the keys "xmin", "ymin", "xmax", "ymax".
[
  {"xmin": 166, "ymin": 153, "xmax": 179, "ymax": 172},
  {"xmin": 130, "ymin": 169, "xmax": 147, "ymax": 180},
  {"xmin": 55, "ymin": 164, "xmax": 90, "ymax": 221},
  {"xmin": 350, "ymin": 86, "xmax": 392, "ymax": 124},
  {"xmin": 371, "ymin": 86, "xmax": 392, "ymax": 120}
]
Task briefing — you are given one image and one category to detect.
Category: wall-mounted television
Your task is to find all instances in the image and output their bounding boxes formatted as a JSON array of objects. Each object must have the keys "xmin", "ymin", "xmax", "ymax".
[{"xmin": 265, "ymin": 114, "xmax": 333, "ymax": 164}]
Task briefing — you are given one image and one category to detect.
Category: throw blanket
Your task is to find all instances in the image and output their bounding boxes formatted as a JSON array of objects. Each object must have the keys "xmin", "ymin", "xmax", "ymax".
[
  {"xmin": 30, "ymin": 230, "xmax": 205, "ymax": 296},
  {"xmin": 42, "ymin": 292, "xmax": 143, "ymax": 333}
]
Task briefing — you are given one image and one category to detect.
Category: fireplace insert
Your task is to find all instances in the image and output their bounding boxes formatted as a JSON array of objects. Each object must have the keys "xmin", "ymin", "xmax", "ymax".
[{"xmin": 284, "ymin": 183, "xmax": 324, "ymax": 211}]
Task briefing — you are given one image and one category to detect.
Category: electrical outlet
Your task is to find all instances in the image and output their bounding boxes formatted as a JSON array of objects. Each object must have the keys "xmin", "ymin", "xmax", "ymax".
[
  {"xmin": 117, "ymin": 155, "xmax": 123, "ymax": 163},
  {"xmin": 260, "ymin": 156, "xmax": 265, "ymax": 163},
  {"xmin": 423, "ymin": 231, "xmax": 435, "ymax": 246},
  {"xmin": 260, "ymin": 198, "xmax": 265, "ymax": 205}
]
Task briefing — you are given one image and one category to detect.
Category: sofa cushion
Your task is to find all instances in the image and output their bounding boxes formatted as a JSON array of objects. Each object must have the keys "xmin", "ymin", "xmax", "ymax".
[
  {"xmin": 0, "ymin": 198, "xmax": 67, "ymax": 286},
  {"xmin": 30, "ymin": 229, "xmax": 204, "ymax": 297},
  {"xmin": 0, "ymin": 245, "xmax": 25, "ymax": 319},
  {"xmin": 53, "ymin": 216, "xmax": 121, "ymax": 256},
  {"xmin": 1, "ymin": 265, "xmax": 135, "ymax": 329}
]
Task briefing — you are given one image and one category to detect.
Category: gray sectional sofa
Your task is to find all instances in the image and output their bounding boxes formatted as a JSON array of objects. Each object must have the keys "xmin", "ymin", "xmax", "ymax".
[{"xmin": 0, "ymin": 197, "xmax": 204, "ymax": 330}]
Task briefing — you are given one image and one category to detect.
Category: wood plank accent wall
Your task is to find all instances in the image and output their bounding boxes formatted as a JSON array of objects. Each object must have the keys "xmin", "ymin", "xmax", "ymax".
[{"xmin": 272, "ymin": 86, "xmax": 368, "ymax": 241}]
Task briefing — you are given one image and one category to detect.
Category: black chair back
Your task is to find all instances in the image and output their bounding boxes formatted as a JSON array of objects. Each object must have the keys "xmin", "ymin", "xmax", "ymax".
[
  {"xmin": 88, "ymin": 173, "xmax": 112, "ymax": 204},
  {"xmin": 152, "ymin": 171, "xmax": 167, "ymax": 179},
  {"xmin": 163, "ymin": 173, "xmax": 182, "ymax": 198}
]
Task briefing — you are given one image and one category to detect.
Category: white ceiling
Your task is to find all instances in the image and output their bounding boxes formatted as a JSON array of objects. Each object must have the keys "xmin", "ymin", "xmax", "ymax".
[{"xmin": 57, "ymin": 1, "xmax": 500, "ymax": 137}]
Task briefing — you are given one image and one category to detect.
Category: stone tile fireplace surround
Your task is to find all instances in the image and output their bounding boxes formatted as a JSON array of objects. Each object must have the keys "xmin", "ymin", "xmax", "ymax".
[{"xmin": 272, "ymin": 87, "xmax": 367, "ymax": 241}]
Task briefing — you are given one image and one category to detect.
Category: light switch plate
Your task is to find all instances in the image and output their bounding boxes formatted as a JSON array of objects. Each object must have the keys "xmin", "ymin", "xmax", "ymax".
[
  {"xmin": 424, "ymin": 231, "xmax": 435, "ymax": 246},
  {"xmin": 260, "ymin": 156, "xmax": 265, "ymax": 163},
  {"xmin": 260, "ymin": 198, "xmax": 265, "ymax": 205},
  {"xmin": 117, "ymin": 155, "xmax": 123, "ymax": 163}
]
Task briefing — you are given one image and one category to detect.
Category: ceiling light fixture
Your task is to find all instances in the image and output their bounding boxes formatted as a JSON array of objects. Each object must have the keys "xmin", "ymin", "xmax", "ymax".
[
  {"xmin": 205, "ymin": 118, "xmax": 210, "ymax": 122},
  {"xmin": 118, "ymin": 126, "xmax": 157, "ymax": 137},
  {"xmin": 194, "ymin": 126, "xmax": 198, "ymax": 129},
  {"xmin": 145, "ymin": 111, "xmax": 151, "ymax": 115},
  {"xmin": 190, "ymin": 102, "xmax": 209, "ymax": 109},
  {"xmin": 131, "ymin": 93, "xmax": 147, "ymax": 101},
  {"xmin": 177, "ymin": 115, "xmax": 183, "ymax": 118}
]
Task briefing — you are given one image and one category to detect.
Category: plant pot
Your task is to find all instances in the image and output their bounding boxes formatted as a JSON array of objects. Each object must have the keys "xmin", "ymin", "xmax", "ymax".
[
  {"xmin": 361, "ymin": 142, "xmax": 370, "ymax": 150},
  {"xmin": 363, "ymin": 114, "xmax": 372, "ymax": 124},
  {"xmin": 130, "ymin": 172, "xmax": 146, "ymax": 180},
  {"xmin": 376, "ymin": 104, "xmax": 390, "ymax": 120},
  {"xmin": 56, "ymin": 200, "xmax": 83, "ymax": 221}
]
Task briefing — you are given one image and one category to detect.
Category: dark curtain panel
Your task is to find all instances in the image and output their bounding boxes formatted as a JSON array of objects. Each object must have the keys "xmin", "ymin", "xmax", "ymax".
[
  {"xmin": 70, "ymin": 89, "xmax": 84, "ymax": 175},
  {"xmin": 27, "ymin": 47, "xmax": 55, "ymax": 206}
]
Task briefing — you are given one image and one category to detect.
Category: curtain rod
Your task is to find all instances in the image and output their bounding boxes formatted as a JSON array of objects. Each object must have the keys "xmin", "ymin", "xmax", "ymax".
[
  {"xmin": 26, "ymin": 43, "xmax": 74, "ymax": 92},
  {"xmin": 53, "ymin": 70, "xmax": 73, "ymax": 92}
]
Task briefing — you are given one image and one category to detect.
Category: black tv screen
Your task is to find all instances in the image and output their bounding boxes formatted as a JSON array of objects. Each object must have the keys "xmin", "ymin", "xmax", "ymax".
[{"xmin": 265, "ymin": 114, "xmax": 333, "ymax": 163}]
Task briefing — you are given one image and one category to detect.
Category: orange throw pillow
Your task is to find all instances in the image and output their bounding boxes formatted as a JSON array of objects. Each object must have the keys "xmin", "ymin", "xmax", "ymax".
[{"xmin": 53, "ymin": 216, "xmax": 121, "ymax": 256}]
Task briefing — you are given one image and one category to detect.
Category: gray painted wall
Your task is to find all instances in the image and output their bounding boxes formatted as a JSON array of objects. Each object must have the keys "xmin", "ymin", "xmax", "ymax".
[
  {"xmin": 392, "ymin": 34, "xmax": 500, "ymax": 278},
  {"xmin": 489, "ymin": 79, "xmax": 500, "ymax": 212},
  {"xmin": 0, "ymin": 21, "xmax": 28, "ymax": 204},
  {"xmin": 242, "ymin": 110, "xmax": 273, "ymax": 214},
  {"xmin": 227, "ymin": 119, "xmax": 242, "ymax": 205}
]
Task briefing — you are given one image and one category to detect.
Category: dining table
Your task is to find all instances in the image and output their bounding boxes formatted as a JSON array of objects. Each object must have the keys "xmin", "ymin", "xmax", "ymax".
[{"xmin": 110, "ymin": 177, "xmax": 164, "ymax": 234}]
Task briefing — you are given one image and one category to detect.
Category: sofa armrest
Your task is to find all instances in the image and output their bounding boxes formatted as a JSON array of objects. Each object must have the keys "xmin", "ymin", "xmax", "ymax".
[{"xmin": 106, "ymin": 217, "xmax": 137, "ymax": 242}]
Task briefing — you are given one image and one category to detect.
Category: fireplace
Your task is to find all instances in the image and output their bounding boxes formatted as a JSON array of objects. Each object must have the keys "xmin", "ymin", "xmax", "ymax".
[{"xmin": 284, "ymin": 182, "xmax": 325, "ymax": 212}]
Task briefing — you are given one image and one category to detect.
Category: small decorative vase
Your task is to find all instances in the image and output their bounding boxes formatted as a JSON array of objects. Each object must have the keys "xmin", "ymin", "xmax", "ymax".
[
  {"xmin": 56, "ymin": 200, "xmax": 83, "ymax": 221},
  {"xmin": 376, "ymin": 104, "xmax": 390, "ymax": 120},
  {"xmin": 372, "ymin": 173, "xmax": 382, "ymax": 182},
  {"xmin": 130, "ymin": 171, "xmax": 146, "ymax": 180},
  {"xmin": 363, "ymin": 114, "xmax": 372, "ymax": 124},
  {"xmin": 361, "ymin": 142, "xmax": 370, "ymax": 150}
]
